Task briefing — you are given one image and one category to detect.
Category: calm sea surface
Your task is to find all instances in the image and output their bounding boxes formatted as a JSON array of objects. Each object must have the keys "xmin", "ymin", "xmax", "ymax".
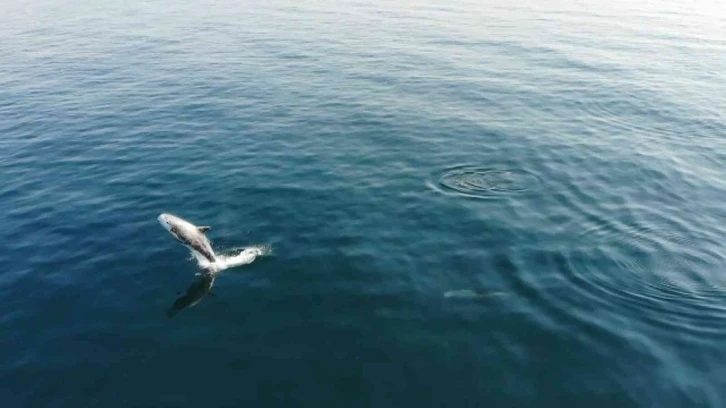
[{"xmin": 2, "ymin": 0, "xmax": 726, "ymax": 406}]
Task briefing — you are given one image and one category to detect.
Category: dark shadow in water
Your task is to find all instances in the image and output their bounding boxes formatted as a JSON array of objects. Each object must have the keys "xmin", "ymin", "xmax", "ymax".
[
  {"xmin": 166, "ymin": 273, "xmax": 215, "ymax": 319},
  {"xmin": 443, "ymin": 289, "xmax": 508, "ymax": 299}
]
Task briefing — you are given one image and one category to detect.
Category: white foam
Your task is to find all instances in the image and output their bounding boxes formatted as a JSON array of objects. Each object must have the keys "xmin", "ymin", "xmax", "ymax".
[{"xmin": 191, "ymin": 245, "xmax": 269, "ymax": 274}]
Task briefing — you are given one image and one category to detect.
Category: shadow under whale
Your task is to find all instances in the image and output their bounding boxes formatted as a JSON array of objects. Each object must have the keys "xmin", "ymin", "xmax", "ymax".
[{"xmin": 166, "ymin": 274, "xmax": 215, "ymax": 319}]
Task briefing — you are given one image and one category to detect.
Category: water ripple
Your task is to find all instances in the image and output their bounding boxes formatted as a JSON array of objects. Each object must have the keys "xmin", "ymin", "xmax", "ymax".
[
  {"xmin": 2, "ymin": 0, "xmax": 726, "ymax": 405},
  {"xmin": 429, "ymin": 165, "xmax": 541, "ymax": 199}
]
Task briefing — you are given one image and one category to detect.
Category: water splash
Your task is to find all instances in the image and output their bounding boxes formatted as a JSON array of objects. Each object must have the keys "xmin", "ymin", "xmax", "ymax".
[{"xmin": 191, "ymin": 245, "xmax": 270, "ymax": 274}]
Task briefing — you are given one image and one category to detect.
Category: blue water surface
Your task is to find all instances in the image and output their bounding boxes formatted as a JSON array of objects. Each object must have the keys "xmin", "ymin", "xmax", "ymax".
[{"xmin": 2, "ymin": 0, "xmax": 726, "ymax": 406}]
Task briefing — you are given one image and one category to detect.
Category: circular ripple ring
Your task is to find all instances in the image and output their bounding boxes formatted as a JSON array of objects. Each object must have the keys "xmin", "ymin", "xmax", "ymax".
[{"xmin": 433, "ymin": 166, "xmax": 541, "ymax": 199}]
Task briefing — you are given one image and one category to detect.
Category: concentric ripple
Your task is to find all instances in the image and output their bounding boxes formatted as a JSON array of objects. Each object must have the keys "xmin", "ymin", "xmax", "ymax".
[
  {"xmin": 572, "ymin": 81, "xmax": 725, "ymax": 143},
  {"xmin": 431, "ymin": 166, "xmax": 541, "ymax": 199},
  {"xmin": 515, "ymin": 205, "xmax": 726, "ymax": 345}
]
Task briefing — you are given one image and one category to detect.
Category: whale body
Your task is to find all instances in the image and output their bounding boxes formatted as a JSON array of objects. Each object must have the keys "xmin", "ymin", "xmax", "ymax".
[{"xmin": 158, "ymin": 213, "xmax": 217, "ymax": 263}]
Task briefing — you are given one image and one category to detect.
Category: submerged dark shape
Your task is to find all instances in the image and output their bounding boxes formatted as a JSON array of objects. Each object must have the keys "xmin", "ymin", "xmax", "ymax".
[
  {"xmin": 166, "ymin": 273, "xmax": 216, "ymax": 318},
  {"xmin": 443, "ymin": 289, "xmax": 507, "ymax": 299}
]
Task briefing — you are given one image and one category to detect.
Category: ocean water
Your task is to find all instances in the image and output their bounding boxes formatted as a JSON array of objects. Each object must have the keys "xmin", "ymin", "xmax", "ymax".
[{"xmin": 1, "ymin": 0, "xmax": 726, "ymax": 406}]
